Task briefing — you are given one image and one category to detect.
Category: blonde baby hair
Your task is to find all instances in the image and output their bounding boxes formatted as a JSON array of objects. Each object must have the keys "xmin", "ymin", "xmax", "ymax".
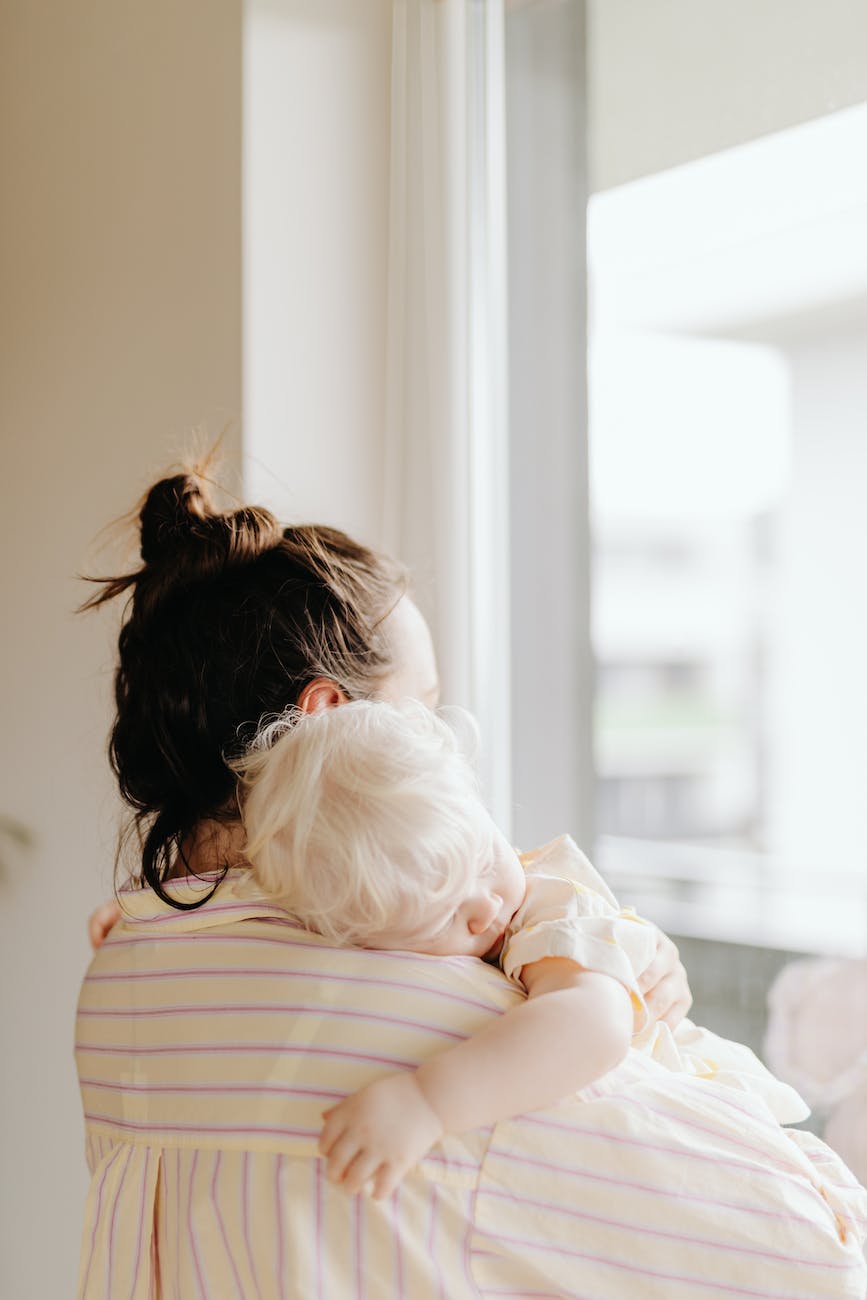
[{"xmin": 233, "ymin": 700, "xmax": 491, "ymax": 947}]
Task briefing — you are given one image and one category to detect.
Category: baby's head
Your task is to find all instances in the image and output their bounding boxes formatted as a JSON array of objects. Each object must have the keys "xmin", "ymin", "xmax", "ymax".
[{"xmin": 234, "ymin": 700, "xmax": 523, "ymax": 957}]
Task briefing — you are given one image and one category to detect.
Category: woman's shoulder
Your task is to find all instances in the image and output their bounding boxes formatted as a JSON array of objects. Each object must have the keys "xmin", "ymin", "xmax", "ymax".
[{"xmin": 104, "ymin": 867, "xmax": 523, "ymax": 1015}]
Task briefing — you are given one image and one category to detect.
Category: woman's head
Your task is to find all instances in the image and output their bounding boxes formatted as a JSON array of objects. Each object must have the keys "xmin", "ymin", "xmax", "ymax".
[
  {"xmin": 234, "ymin": 699, "xmax": 493, "ymax": 949},
  {"xmin": 84, "ymin": 464, "xmax": 420, "ymax": 905}
]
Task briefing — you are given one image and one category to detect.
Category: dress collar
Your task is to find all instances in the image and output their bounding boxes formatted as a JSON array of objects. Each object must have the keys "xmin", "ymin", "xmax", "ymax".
[{"xmin": 115, "ymin": 868, "xmax": 303, "ymax": 934}]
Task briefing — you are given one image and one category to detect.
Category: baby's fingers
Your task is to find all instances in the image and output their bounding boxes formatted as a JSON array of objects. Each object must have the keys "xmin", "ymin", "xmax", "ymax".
[
  {"xmin": 88, "ymin": 900, "xmax": 121, "ymax": 950},
  {"xmin": 319, "ymin": 1104, "xmax": 349, "ymax": 1157},
  {"xmin": 637, "ymin": 933, "xmax": 676, "ymax": 993},
  {"xmin": 371, "ymin": 1162, "xmax": 404, "ymax": 1202},
  {"xmin": 324, "ymin": 1148, "xmax": 358, "ymax": 1186},
  {"xmin": 340, "ymin": 1150, "xmax": 383, "ymax": 1197},
  {"xmin": 320, "ymin": 1124, "xmax": 362, "ymax": 1183}
]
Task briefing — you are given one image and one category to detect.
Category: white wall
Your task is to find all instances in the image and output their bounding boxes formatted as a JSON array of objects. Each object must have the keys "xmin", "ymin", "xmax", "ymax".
[
  {"xmin": 244, "ymin": 0, "xmax": 392, "ymax": 546},
  {"xmin": 588, "ymin": 0, "xmax": 867, "ymax": 191},
  {"xmin": 0, "ymin": 2, "xmax": 242, "ymax": 1295}
]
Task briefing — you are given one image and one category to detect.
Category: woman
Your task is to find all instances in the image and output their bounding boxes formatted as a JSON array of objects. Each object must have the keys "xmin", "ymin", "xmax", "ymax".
[{"xmin": 77, "ymin": 466, "xmax": 699, "ymax": 1300}]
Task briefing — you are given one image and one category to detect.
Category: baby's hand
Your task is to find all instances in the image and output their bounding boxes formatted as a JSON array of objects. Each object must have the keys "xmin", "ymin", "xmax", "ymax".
[
  {"xmin": 319, "ymin": 1072, "xmax": 444, "ymax": 1200},
  {"xmin": 88, "ymin": 899, "xmax": 121, "ymax": 950}
]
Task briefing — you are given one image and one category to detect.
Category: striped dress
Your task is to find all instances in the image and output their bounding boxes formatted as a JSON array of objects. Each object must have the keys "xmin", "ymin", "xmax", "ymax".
[{"xmin": 76, "ymin": 870, "xmax": 867, "ymax": 1299}]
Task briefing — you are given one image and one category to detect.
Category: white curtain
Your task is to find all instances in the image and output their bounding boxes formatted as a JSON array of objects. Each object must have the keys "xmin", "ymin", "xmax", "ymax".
[{"xmin": 383, "ymin": 0, "xmax": 511, "ymax": 829}]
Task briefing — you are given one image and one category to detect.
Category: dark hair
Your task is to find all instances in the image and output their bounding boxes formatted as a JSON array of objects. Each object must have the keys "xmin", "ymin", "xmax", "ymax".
[{"xmin": 82, "ymin": 468, "xmax": 408, "ymax": 908}]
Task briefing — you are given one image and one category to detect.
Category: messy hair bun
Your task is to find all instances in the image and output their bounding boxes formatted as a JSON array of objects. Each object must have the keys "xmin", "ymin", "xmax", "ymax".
[
  {"xmin": 89, "ymin": 473, "xmax": 285, "ymax": 617},
  {"xmin": 140, "ymin": 473, "xmax": 283, "ymax": 567},
  {"xmin": 82, "ymin": 463, "xmax": 408, "ymax": 908}
]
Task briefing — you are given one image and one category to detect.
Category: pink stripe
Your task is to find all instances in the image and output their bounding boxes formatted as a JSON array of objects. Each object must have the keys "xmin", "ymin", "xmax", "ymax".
[
  {"xmin": 175, "ymin": 1148, "xmax": 181, "ymax": 1300},
  {"xmin": 187, "ymin": 1150, "xmax": 207, "ymax": 1300},
  {"xmin": 252, "ymin": 917, "xmax": 487, "ymax": 972},
  {"xmin": 131, "ymin": 1151, "xmax": 150, "ymax": 1297},
  {"xmin": 517, "ymin": 1112, "xmax": 809, "ymax": 1189},
  {"xmin": 481, "ymin": 1186, "xmax": 856, "ymax": 1270},
  {"xmin": 85, "ymin": 1111, "xmax": 318, "ymax": 1141},
  {"xmin": 81, "ymin": 1078, "xmax": 345, "ymax": 1102},
  {"xmin": 354, "ymin": 1190, "xmax": 365, "ymax": 1300},
  {"xmin": 427, "ymin": 1182, "xmax": 448, "ymax": 1300},
  {"xmin": 475, "ymin": 1229, "xmax": 856, "ymax": 1299},
  {"xmin": 103, "ymin": 927, "xmax": 502, "ymax": 976},
  {"xmin": 601, "ymin": 1091, "xmax": 807, "ymax": 1178},
  {"xmin": 83, "ymin": 965, "xmax": 502, "ymax": 1014},
  {"xmin": 122, "ymin": 900, "xmax": 293, "ymax": 925},
  {"xmin": 486, "ymin": 1148, "xmax": 836, "ymax": 1231},
  {"xmin": 421, "ymin": 1150, "xmax": 481, "ymax": 1175},
  {"xmin": 482, "ymin": 1292, "xmax": 578, "ymax": 1299},
  {"xmin": 392, "ymin": 1183, "xmax": 404, "ymax": 1300},
  {"xmin": 275, "ymin": 1156, "xmax": 286, "ymax": 1300},
  {"xmin": 421, "ymin": 1154, "xmax": 480, "ymax": 1175},
  {"xmin": 242, "ymin": 1151, "xmax": 262, "ymax": 1300},
  {"xmin": 107, "ymin": 1145, "xmax": 134, "ymax": 1297},
  {"xmin": 314, "ymin": 1158, "xmax": 324, "ymax": 1300},
  {"xmin": 462, "ymin": 1182, "xmax": 481, "ymax": 1295},
  {"xmin": 664, "ymin": 1073, "xmax": 783, "ymax": 1128},
  {"xmin": 78, "ymin": 1001, "xmax": 468, "ymax": 1040},
  {"xmin": 210, "ymin": 1152, "xmax": 244, "ymax": 1299},
  {"xmin": 80, "ymin": 1143, "xmax": 125, "ymax": 1297},
  {"xmin": 475, "ymin": 1278, "xmax": 612, "ymax": 1300},
  {"xmin": 77, "ymin": 1041, "xmax": 416, "ymax": 1068}
]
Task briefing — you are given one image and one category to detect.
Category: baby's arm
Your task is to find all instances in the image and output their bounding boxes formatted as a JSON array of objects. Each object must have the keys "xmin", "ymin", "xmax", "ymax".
[{"xmin": 319, "ymin": 958, "xmax": 632, "ymax": 1199}]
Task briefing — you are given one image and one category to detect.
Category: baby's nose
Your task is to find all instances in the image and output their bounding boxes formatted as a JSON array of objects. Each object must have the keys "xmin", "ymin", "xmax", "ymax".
[{"xmin": 467, "ymin": 895, "xmax": 500, "ymax": 935}]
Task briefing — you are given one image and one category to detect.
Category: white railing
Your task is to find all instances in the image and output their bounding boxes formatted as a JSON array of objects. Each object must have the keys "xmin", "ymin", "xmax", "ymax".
[{"xmin": 595, "ymin": 834, "xmax": 867, "ymax": 956}]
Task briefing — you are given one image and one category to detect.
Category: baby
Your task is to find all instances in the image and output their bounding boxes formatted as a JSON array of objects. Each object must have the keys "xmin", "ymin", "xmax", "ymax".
[{"xmin": 235, "ymin": 700, "xmax": 867, "ymax": 1266}]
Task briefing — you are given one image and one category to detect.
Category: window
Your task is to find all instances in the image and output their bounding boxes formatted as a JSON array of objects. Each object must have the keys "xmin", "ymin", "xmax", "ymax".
[{"xmin": 588, "ymin": 108, "xmax": 867, "ymax": 957}]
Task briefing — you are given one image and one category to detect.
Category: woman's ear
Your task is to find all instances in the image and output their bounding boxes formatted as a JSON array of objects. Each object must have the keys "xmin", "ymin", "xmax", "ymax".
[{"xmin": 296, "ymin": 677, "xmax": 348, "ymax": 715}]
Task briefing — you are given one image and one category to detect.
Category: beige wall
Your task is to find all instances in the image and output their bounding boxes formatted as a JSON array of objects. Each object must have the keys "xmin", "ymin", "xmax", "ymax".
[
  {"xmin": 589, "ymin": 0, "xmax": 867, "ymax": 190},
  {"xmin": 244, "ymin": 0, "xmax": 393, "ymax": 545},
  {"xmin": 0, "ymin": 2, "xmax": 242, "ymax": 1295}
]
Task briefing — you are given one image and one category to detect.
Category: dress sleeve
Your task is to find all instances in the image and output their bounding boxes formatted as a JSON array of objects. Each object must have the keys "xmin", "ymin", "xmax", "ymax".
[
  {"xmin": 500, "ymin": 862, "xmax": 658, "ymax": 1029},
  {"xmin": 518, "ymin": 834, "xmax": 620, "ymax": 907}
]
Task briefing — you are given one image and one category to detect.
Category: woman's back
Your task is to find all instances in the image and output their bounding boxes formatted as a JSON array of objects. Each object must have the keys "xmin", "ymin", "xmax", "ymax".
[{"xmin": 76, "ymin": 871, "xmax": 522, "ymax": 1300}]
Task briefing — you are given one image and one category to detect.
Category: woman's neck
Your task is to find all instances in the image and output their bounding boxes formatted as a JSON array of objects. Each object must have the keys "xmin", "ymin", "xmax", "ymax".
[{"xmin": 165, "ymin": 818, "xmax": 248, "ymax": 879}]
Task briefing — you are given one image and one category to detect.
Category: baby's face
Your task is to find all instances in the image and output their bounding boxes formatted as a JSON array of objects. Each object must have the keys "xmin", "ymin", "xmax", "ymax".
[{"xmin": 403, "ymin": 826, "xmax": 526, "ymax": 960}]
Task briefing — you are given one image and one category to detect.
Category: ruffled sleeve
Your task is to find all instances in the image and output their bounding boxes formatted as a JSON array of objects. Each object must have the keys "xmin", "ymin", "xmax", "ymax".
[{"xmin": 502, "ymin": 836, "xmax": 658, "ymax": 1029}]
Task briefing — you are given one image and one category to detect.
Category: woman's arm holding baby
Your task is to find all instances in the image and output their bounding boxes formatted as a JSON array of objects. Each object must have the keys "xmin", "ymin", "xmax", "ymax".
[
  {"xmin": 319, "ymin": 959, "xmax": 632, "ymax": 1199},
  {"xmin": 639, "ymin": 929, "xmax": 692, "ymax": 1027}
]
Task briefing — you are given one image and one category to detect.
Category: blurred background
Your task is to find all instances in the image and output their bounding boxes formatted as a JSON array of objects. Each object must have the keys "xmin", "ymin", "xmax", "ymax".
[{"xmin": 4, "ymin": 1, "xmax": 867, "ymax": 1294}]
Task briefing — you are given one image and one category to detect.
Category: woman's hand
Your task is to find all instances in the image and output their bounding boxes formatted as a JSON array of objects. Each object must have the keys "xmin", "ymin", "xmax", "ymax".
[
  {"xmin": 319, "ymin": 1072, "xmax": 444, "ymax": 1200},
  {"xmin": 88, "ymin": 900, "xmax": 121, "ymax": 950},
  {"xmin": 638, "ymin": 929, "xmax": 692, "ymax": 1029}
]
